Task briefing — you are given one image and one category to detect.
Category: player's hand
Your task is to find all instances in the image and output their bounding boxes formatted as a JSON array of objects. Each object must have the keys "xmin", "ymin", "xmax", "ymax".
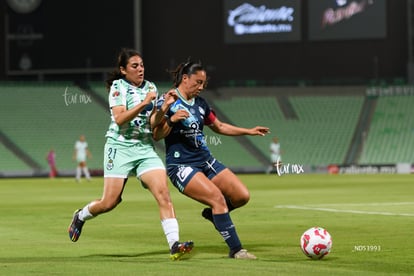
[
  {"xmin": 163, "ymin": 89, "xmax": 179, "ymax": 107},
  {"xmin": 171, "ymin": 109, "xmax": 190, "ymax": 123},
  {"xmin": 143, "ymin": 91, "xmax": 157, "ymax": 105},
  {"xmin": 250, "ymin": 126, "xmax": 270, "ymax": 136}
]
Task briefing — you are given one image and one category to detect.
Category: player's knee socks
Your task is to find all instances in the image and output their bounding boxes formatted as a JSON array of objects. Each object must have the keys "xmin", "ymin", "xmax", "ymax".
[
  {"xmin": 76, "ymin": 167, "xmax": 81, "ymax": 179},
  {"xmin": 213, "ymin": 213, "xmax": 242, "ymax": 253},
  {"xmin": 82, "ymin": 167, "xmax": 90, "ymax": 178},
  {"xmin": 161, "ymin": 218, "xmax": 180, "ymax": 249}
]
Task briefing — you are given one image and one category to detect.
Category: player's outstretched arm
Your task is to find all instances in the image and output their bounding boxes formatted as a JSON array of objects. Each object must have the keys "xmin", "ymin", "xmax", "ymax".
[{"xmin": 209, "ymin": 117, "xmax": 269, "ymax": 136}]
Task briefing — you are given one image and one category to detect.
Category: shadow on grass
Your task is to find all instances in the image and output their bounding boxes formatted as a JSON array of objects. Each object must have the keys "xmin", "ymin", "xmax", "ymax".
[
  {"xmin": 83, "ymin": 244, "xmax": 229, "ymax": 260},
  {"xmin": 85, "ymin": 250, "xmax": 168, "ymax": 259}
]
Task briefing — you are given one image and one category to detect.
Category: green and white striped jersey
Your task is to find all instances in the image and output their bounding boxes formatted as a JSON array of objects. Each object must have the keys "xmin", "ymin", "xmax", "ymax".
[{"xmin": 105, "ymin": 78, "xmax": 157, "ymax": 145}]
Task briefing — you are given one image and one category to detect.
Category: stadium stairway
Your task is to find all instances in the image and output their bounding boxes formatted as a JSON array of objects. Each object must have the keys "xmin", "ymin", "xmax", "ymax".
[
  {"xmin": 0, "ymin": 130, "xmax": 42, "ymax": 170},
  {"xmin": 344, "ymin": 95, "xmax": 378, "ymax": 164},
  {"xmin": 75, "ymin": 81, "xmax": 109, "ymax": 111}
]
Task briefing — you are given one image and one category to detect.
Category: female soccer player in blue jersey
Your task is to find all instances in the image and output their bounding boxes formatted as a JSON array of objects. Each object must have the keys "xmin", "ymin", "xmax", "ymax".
[
  {"xmin": 152, "ymin": 60, "xmax": 269, "ymax": 259},
  {"xmin": 68, "ymin": 48, "xmax": 193, "ymax": 260}
]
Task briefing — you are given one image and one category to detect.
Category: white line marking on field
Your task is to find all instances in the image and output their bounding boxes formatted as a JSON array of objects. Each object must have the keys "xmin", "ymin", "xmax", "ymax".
[
  {"xmin": 274, "ymin": 204, "xmax": 414, "ymax": 217},
  {"xmin": 306, "ymin": 202, "xmax": 414, "ymax": 207}
]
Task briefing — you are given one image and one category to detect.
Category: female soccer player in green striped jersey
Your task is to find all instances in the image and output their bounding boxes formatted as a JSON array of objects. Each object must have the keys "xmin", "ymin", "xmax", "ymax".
[{"xmin": 68, "ymin": 48, "xmax": 193, "ymax": 260}]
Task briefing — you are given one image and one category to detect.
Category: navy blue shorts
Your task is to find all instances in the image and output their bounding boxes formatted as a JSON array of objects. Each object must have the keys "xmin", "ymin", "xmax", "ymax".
[{"xmin": 167, "ymin": 157, "xmax": 226, "ymax": 193}]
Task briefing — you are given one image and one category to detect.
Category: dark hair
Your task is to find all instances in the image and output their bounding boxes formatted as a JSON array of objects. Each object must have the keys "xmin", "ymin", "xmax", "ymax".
[
  {"xmin": 169, "ymin": 59, "xmax": 207, "ymax": 88},
  {"xmin": 105, "ymin": 48, "xmax": 142, "ymax": 90}
]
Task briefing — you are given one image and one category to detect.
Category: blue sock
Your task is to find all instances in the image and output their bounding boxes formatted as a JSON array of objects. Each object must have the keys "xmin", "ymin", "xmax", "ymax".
[{"xmin": 213, "ymin": 213, "xmax": 242, "ymax": 255}]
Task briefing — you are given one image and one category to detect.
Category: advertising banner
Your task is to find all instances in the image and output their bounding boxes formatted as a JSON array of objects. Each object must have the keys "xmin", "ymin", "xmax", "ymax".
[{"xmin": 224, "ymin": 0, "xmax": 301, "ymax": 43}]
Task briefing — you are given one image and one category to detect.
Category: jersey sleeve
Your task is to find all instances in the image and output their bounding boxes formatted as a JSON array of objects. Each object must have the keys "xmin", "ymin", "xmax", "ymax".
[
  {"xmin": 108, "ymin": 79, "xmax": 126, "ymax": 108},
  {"xmin": 155, "ymin": 93, "xmax": 170, "ymax": 121},
  {"xmin": 155, "ymin": 93, "xmax": 165, "ymax": 110},
  {"xmin": 147, "ymin": 81, "xmax": 158, "ymax": 97},
  {"xmin": 199, "ymin": 97, "xmax": 216, "ymax": 125},
  {"xmin": 204, "ymin": 109, "xmax": 216, "ymax": 125}
]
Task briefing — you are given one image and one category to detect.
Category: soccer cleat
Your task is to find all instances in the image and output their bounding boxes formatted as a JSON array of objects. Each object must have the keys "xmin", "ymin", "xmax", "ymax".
[
  {"xmin": 68, "ymin": 209, "xmax": 84, "ymax": 242},
  {"xmin": 170, "ymin": 241, "xmax": 194, "ymax": 261},
  {"xmin": 232, "ymin": 249, "xmax": 257, "ymax": 260}
]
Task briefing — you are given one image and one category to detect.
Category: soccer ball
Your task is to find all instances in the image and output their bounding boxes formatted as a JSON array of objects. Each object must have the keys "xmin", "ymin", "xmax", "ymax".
[{"xmin": 300, "ymin": 227, "xmax": 332, "ymax": 260}]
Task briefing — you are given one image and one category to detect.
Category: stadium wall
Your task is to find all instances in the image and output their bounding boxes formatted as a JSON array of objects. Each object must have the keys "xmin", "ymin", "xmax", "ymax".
[
  {"xmin": 0, "ymin": 0, "xmax": 408, "ymax": 85},
  {"xmin": 140, "ymin": 0, "xmax": 407, "ymax": 86}
]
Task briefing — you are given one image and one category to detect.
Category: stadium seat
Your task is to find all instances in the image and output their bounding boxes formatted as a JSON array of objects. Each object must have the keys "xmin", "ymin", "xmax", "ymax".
[
  {"xmin": 213, "ymin": 95, "xmax": 364, "ymax": 167},
  {"xmin": 359, "ymin": 96, "xmax": 414, "ymax": 164},
  {"xmin": 0, "ymin": 82, "xmax": 108, "ymax": 173}
]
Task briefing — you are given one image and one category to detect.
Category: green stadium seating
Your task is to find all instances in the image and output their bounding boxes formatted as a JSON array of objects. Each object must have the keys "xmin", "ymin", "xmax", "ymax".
[
  {"xmin": 2, "ymin": 81, "xmax": 412, "ymax": 175},
  {"xmin": 359, "ymin": 96, "xmax": 414, "ymax": 164},
  {"xmin": 286, "ymin": 96, "xmax": 363, "ymax": 166},
  {"xmin": 87, "ymin": 81, "xmax": 109, "ymax": 102},
  {"xmin": 0, "ymin": 141, "xmax": 31, "ymax": 173},
  {"xmin": 0, "ymin": 82, "xmax": 108, "ymax": 173},
  {"xmin": 213, "ymin": 95, "xmax": 364, "ymax": 166},
  {"xmin": 212, "ymin": 96, "xmax": 283, "ymax": 168}
]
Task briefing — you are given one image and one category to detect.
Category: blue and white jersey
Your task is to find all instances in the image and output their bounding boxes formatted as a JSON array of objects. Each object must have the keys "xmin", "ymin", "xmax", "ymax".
[
  {"xmin": 157, "ymin": 93, "xmax": 216, "ymax": 165},
  {"xmin": 106, "ymin": 79, "xmax": 157, "ymax": 145}
]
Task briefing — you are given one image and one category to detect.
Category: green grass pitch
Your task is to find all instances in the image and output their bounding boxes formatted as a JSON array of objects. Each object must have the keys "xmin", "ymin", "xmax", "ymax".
[{"xmin": 0, "ymin": 174, "xmax": 413, "ymax": 275}]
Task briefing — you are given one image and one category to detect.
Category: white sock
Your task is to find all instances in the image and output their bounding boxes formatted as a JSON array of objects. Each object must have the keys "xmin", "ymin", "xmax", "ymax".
[
  {"xmin": 76, "ymin": 167, "xmax": 81, "ymax": 180},
  {"xmin": 82, "ymin": 167, "xmax": 91, "ymax": 179},
  {"xmin": 78, "ymin": 204, "xmax": 94, "ymax": 221},
  {"xmin": 161, "ymin": 218, "xmax": 179, "ymax": 249}
]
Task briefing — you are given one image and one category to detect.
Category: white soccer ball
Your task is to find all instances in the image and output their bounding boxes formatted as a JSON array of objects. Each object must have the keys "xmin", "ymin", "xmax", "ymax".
[{"xmin": 300, "ymin": 226, "xmax": 332, "ymax": 260}]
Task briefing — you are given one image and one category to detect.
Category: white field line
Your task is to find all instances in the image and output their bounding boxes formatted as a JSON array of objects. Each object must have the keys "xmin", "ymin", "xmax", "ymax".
[
  {"xmin": 274, "ymin": 203, "xmax": 414, "ymax": 217},
  {"xmin": 301, "ymin": 202, "xmax": 414, "ymax": 207}
]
